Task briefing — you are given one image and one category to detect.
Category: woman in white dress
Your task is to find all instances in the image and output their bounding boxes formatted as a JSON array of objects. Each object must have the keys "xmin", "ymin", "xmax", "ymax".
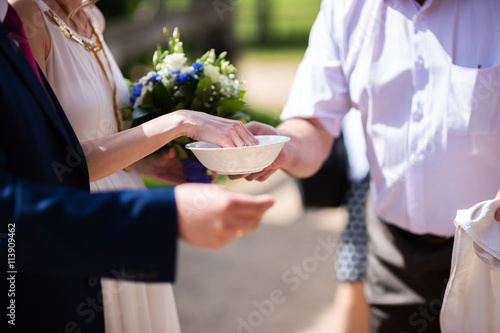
[{"xmin": 10, "ymin": 0, "xmax": 258, "ymax": 332}]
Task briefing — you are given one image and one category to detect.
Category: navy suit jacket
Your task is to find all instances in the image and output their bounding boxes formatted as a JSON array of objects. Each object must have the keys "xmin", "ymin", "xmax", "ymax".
[{"xmin": 0, "ymin": 21, "xmax": 178, "ymax": 332}]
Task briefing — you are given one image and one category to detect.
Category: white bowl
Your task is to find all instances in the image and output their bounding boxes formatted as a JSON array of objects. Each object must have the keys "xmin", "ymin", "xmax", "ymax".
[{"xmin": 185, "ymin": 135, "xmax": 290, "ymax": 175}]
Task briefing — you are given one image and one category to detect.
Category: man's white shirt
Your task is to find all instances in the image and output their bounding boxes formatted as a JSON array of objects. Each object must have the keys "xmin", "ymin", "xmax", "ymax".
[{"xmin": 282, "ymin": 0, "xmax": 500, "ymax": 236}]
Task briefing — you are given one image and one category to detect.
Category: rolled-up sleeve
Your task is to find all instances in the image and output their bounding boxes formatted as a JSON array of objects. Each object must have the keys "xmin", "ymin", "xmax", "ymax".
[{"xmin": 281, "ymin": 0, "xmax": 351, "ymax": 137}]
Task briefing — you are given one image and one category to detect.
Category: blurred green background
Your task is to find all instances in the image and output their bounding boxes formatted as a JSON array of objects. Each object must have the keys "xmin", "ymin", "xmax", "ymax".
[{"xmin": 99, "ymin": 0, "xmax": 321, "ymax": 47}]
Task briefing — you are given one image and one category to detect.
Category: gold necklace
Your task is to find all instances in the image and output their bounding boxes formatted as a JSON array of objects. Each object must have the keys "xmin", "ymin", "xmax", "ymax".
[
  {"xmin": 44, "ymin": 8, "xmax": 123, "ymax": 132},
  {"xmin": 44, "ymin": 9, "xmax": 101, "ymax": 52}
]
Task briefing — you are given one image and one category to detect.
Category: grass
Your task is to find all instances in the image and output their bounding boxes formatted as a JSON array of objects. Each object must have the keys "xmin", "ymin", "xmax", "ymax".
[
  {"xmin": 120, "ymin": 0, "xmax": 319, "ymax": 79},
  {"xmin": 158, "ymin": 0, "xmax": 321, "ymax": 47},
  {"xmin": 234, "ymin": 0, "xmax": 321, "ymax": 46}
]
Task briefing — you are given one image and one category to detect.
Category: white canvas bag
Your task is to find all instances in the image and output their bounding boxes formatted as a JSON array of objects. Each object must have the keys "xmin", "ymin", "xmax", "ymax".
[{"xmin": 440, "ymin": 198, "xmax": 500, "ymax": 332}]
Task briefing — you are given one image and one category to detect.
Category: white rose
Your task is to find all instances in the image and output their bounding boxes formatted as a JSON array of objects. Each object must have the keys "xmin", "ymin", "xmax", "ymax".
[
  {"xmin": 180, "ymin": 66, "xmax": 194, "ymax": 74},
  {"xmin": 158, "ymin": 69, "xmax": 170, "ymax": 77},
  {"xmin": 139, "ymin": 71, "xmax": 155, "ymax": 85},
  {"xmin": 162, "ymin": 53, "xmax": 187, "ymax": 72},
  {"xmin": 203, "ymin": 64, "xmax": 222, "ymax": 83}
]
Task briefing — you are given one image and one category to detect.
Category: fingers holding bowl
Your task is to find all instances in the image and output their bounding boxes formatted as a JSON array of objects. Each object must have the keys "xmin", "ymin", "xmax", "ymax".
[
  {"xmin": 243, "ymin": 163, "xmax": 279, "ymax": 182},
  {"xmin": 185, "ymin": 135, "xmax": 289, "ymax": 177}
]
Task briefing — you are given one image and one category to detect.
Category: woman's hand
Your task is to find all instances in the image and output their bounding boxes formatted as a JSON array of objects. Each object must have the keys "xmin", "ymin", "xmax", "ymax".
[
  {"xmin": 133, "ymin": 148, "xmax": 187, "ymax": 185},
  {"xmin": 175, "ymin": 110, "xmax": 259, "ymax": 148},
  {"xmin": 81, "ymin": 110, "xmax": 258, "ymax": 182}
]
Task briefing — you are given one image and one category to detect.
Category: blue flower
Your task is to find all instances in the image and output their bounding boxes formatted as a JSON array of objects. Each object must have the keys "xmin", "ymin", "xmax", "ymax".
[
  {"xmin": 131, "ymin": 82, "xmax": 143, "ymax": 96},
  {"xmin": 148, "ymin": 73, "xmax": 162, "ymax": 83},
  {"xmin": 192, "ymin": 62, "xmax": 203, "ymax": 71},
  {"xmin": 129, "ymin": 94, "xmax": 137, "ymax": 104},
  {"xmin": 177, "ymin": 72, "xmax": 192, "ymax": 83}
]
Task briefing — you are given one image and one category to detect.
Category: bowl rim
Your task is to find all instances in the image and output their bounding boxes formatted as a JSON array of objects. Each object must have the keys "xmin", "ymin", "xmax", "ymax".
[{"xmin": 185, "ymin": 135, "xmax": 290, "ymax": 151}]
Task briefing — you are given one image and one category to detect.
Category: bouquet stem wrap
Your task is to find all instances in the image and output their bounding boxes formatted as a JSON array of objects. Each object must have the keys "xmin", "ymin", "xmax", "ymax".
[{"xmin": 180, "ymin": 159, "xmax": 210, "ymax": 183}]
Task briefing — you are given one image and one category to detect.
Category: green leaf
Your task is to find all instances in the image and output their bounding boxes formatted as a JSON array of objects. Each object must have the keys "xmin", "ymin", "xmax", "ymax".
[
  {"xmin": 119, "ymin": 107, "xmax": 133, "ymax": 121},
  {"xmin": 190, "ymin": 97, "xmax": 203, "ymax": 111},
  {"xmin": 231, "ymin": 111, "xmax": 251, "ymax": 124},
  {"xmin": 152, "ymin": 82, "xmax": 173, "ymax": 112},
  {"xmin": 141, "ymin": 90, "xmax": 154, "ymax": 110},
  {"xmin": 180, "ymin": 76, "xmax": 198, "ymax": 108},
  {"xmin": 213, "ymin": 99, "xmax": 246, "ymax": 117},
  {"xmin": 171, "ymin": 143, "xmax": 189, "ymax": 160},
  {"xmin": 132, "ymin": 107, "xmax": 154, "ymax": 120},
  {"xmin": 174, "ymin": 136, "xmax": 190, "ymax": 144},
  {"xmin": 215, "ymin": 105, "xmax": 226, "ymax": 118},
  {"xmin": 194, "ymin": 76, "xmax": 214, "ymax": 109},
  {"xmin": 173, "ymin": 102, "xmax": 184, "ymax": 111},
  {"xmin": 130, "ymin": 112, "xmax": 158, "ymax": 128}
]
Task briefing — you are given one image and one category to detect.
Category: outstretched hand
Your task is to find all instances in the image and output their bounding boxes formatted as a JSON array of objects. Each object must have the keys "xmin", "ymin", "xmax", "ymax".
[{"xmin": 175, "ymin": 184, "xmax": 275, "ymax": 248}]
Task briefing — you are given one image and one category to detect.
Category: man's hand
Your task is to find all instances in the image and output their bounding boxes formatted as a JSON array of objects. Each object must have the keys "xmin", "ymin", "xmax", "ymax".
[
  {"xmin": 230, "ymin": 118, "xmax": 334, "ymax": 182},
  {"xmin": 228, "ymin": 121, "xmax": 290, "ymax": 182},
  {"xmin": 495, "ymin": 189, "xmax": 500, "ymax": 221},
  {"xmin": 134, "ymin": 148, "xmax": 187, "ymax": 185},
  {"xmin": 175, "ymin": 184, "xmax": 274, "ymax": 248}
]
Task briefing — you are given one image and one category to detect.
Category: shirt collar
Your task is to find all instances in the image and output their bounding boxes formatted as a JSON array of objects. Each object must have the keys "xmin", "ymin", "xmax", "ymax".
[
  {"xmin": 0, "ymin": 0, "xmax": 8, "ymax": 23},
  {"xmin": 413, "ymin": 0, "xmax": 432, "ymax": 10}
]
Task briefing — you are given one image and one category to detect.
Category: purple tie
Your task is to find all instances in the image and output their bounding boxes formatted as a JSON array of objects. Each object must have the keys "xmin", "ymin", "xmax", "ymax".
[{"xmin": 3, "ymin": 4, "xmax": 42, "ymax": 82}]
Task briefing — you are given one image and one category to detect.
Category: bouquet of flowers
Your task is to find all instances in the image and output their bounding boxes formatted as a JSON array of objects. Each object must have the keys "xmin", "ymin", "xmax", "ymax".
[{"xmin": 122, "ymin": 27, "xmax": 250, "ymax": 182}]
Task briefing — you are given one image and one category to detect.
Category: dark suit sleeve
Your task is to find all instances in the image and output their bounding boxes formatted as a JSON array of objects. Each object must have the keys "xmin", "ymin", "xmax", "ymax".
[
  {"xmin": 0, "ymin": 21, "xmax": 178, "ymax": 331},
  {"xmin": 0, "ymin": 168, "xmax": 178, "ymax": 282},
  {"xmin": 0, "ymin": 46, "xmax": 177, "ymax": 282}
]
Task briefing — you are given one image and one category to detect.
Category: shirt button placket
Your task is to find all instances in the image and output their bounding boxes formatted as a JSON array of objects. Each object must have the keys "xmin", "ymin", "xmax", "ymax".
[{"xmin": 407, "ymin": 10, "xmax": 427, "ymax": 231}]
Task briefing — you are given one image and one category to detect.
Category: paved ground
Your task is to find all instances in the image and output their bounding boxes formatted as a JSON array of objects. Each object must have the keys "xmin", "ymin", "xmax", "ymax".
[
  {"xmin": 172, "ymin": 55, "xmax": 349, "ymax": 333},
  {"xmin": 174, "ymin": 172, "xmax": 347, "ymax": 333}
]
